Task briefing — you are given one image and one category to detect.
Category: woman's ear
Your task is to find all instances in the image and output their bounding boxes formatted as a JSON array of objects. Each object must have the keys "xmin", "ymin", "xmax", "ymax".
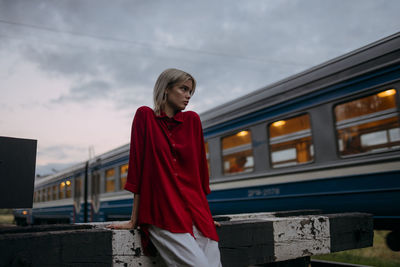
[{"xmin": 164, "ymin": 88, "xmax": 169, "ymax": 99}]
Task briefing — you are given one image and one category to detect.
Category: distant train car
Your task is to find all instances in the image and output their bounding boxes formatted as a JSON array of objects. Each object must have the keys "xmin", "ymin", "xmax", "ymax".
[{"xmin": 15, "ymin": 32, "xmax": 400, "ymax": 248}]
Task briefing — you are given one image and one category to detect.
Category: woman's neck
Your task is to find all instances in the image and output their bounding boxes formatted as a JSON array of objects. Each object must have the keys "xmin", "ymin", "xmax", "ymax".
[{"xmin": 163, "ymin": 105, "xmax": 177, "ymax": 118}]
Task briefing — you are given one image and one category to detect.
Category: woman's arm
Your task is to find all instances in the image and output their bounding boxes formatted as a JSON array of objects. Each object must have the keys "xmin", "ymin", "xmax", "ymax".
[{"xmin": 106, "ymin": 194, "xmax": 140, "ymax": 229}]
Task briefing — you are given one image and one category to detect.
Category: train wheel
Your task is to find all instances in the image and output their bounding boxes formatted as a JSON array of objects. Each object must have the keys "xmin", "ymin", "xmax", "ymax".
[{"xmin": 386, "ymin": 231, "xmax": 400, "ymax": 251}]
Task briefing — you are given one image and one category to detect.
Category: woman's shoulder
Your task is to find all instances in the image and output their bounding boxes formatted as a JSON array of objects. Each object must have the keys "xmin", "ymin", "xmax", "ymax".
[
  {"xmin": 135, "ymin": 106, "xmax": 154, "ymax": 117},
  {"xmin": 137, "ymin": 106, "xmax": 153, "ymax": 113},
  {"xmin": 183, "ymin": 110, "xmax": 200, "ymax": 120},
  {"xmin": 183, "ymin": 110, "xmax": 202, "ymax": 125}
]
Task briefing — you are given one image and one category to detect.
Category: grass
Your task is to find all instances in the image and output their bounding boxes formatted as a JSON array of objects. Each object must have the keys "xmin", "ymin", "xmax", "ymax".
[
  {"xmin": 0, "ymin": 214, "xmax": 14, "ymax": 224},
  {"xmin": 312, "ymin": 231, "xmax": 400, "ymax": 267},
  {"xmin": 0, "ymin": 209, "xmax": 15, "ymax": 225}
]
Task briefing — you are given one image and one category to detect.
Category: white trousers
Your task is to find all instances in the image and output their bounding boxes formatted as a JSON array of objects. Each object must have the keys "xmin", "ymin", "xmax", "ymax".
[{"xmin": 148, "ymin": 225, "xmax": 222, "ymax": 267}]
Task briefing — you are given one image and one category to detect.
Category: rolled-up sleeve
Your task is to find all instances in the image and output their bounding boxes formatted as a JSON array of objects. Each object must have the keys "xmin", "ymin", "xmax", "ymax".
[{"xmin": 124, "ymin": 107, "xmax": 147, "ymax": 194}]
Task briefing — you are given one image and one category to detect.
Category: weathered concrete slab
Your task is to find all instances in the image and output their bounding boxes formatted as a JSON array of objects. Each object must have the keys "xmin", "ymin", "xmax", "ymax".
[
  {"xmin": 0, "ymin": 225, "xmax": 112, "ymax": 266},
  {"xmin": 0, "ymin": 212, "xmax": 373, "ymax": 267},
  {"xmin": 214, "ymin": 212, "xmax": 373, "ymax": 267},
  {"xmin": 89, "ymin": 222, "xmax": 165, "ymax": 267}
]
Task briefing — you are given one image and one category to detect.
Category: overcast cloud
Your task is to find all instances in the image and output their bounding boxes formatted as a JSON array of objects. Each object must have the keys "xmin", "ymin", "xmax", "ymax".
[{"xmin": 0, "ymin": 0, "xmax": 399, "ymax": 176}]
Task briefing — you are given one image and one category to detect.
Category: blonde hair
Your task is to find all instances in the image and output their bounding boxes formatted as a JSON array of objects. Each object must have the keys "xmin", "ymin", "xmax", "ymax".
[{"xmin": 153, "ymin": 68, "xmax": 196, "ymax": 115}]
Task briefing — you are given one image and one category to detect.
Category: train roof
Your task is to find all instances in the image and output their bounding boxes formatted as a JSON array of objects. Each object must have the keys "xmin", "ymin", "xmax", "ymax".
[
  {"xmin": 35, "ymin": 143, "xmax": 130, "ymax": 187},
  {"xmin": 200, "ymin": 31, "xmax": 400, "ymax": 129},
  {"xmin": 35, "ymin": 161, "xmax": 86, "ymax": 187}
]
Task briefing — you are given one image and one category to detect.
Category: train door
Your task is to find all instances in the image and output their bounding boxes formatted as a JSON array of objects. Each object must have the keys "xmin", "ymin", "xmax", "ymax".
[
  {"xmin": 91, "ymin": 171, "xmax": 101, "ymax": 221},
  {"xmin": 73, "ymin": 177, "xmax": 82, "ymax": 222}
]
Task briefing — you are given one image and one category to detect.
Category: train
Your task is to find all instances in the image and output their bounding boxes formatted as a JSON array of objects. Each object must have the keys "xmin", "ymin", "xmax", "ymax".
[{"xmin": 15, "ymin": 32, "xmax": 400, "ymax": 249}]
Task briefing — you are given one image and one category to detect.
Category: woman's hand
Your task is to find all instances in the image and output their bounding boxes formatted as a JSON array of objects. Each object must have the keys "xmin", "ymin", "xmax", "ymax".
[
  {"xmin": 107, "ymin": 194, "xmax": 140, "ymax": 230},
  {"xmin": 214, "ymin": 221, "xmax": 221, "ymax": 227},
  {"xmin": 106, "ymin": 219, "xmax": 137, "ymax": 230}
]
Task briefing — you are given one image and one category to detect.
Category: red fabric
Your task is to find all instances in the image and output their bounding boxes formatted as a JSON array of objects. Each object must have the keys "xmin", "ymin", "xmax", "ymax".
[{"xmin": 124, "ymin": 106, "xmax": 219, "ymax": 254}]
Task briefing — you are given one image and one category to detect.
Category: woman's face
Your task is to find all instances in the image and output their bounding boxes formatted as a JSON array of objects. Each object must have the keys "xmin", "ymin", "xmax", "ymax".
[{"xmin": 165, "ymin": 79, "xmax": 193, "ymax": 113}]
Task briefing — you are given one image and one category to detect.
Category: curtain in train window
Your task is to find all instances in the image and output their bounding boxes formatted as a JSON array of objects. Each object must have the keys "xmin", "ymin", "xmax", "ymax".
[
  {"xmin": 205, "ymin": 142, "xmax": 211, "ymax": 176},
  {"xmin": 269, "ymin": 114, "xmax": 314, "ymax": 168},
  {"xmin": 222, "ymin": 130, "xmax": 254, "ymax": 175},
  {"xmin": 105, "ymin": 168, "xmax": 116, "ymax": 192},
  {"xmin": 120, "ymin": 164, "xmax": 128, "ymax": 190},
  {"xmin": 335, "ymin": 89, "xmax": 399, "ymax": 156}
]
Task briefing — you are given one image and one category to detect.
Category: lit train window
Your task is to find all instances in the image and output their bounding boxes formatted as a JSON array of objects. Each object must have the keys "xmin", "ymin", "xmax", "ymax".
[
  {"xmin": 119, "ymin": 164, "xmax": 128, "ymax": 190},
  {"xmin": 222, "ymin": 130, "xmax": 254, "ymax": 175},
  {"xmin": 269, "ymin": 114, "xmax": 314, "ymax": 168},
  {"xmin": 52, "ymin": 185, "xmax": 57, "ymax": 200},
  {"xmin": 59, "ymin": 182, "xmax": 66, "ymax": 199},
  {"xmin": 105, "ymin": 168, "xmax": 116, "ymax": 192},
  {"xmin": 335, "ymin": 89, "xmax": 399, "ymax": 156},
  {"xmin": 205, "ymin": 142, "xmax": 210, "ymax": 176},
  {"xmin": 66, "ymin": 180, "xmax": 72, "ymax": 198}
]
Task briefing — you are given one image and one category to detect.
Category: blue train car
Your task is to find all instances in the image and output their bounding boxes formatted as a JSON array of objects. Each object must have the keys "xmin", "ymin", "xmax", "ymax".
[
  {"xmin": 202, "ymin": 32, "xmax": 400, "ymax": 234},
  {"xmin": 15, "ymin": 32, "xmax": 400, "ymax": 248}
]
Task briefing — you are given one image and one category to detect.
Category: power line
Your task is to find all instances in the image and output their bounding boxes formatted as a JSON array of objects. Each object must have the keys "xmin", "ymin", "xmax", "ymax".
[{"xmin": 0, "ymin": 18, "xmax": 307, "ymax": 67}]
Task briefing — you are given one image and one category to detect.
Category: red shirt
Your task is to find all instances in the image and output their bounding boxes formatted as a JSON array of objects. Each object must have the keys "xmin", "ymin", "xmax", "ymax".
[{"xmin": 124, "ymin": 106, "xmax": 219, "ymax": 251}]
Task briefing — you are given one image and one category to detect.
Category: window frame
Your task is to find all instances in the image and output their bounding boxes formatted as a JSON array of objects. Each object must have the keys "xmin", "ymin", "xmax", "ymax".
[
  {"xmin": 104, "ymin": 167, "xmax": 116, "ymax": 193},
  {"xmin": 267, "ymin": 112, "xmax": 315, "ymax": 169},
  {"xmin": 332, "ymin": 86, "xmax": 400, "ymax": 158},
  {"xmin": 220, "ymin": 129, "xmax": 255, "ymax": 176}
]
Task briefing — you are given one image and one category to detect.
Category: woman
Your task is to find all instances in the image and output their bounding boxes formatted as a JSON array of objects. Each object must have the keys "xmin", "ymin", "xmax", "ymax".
[{"xmin": 107, "ymin": 68, "xmax": 222, "ymax": 267}]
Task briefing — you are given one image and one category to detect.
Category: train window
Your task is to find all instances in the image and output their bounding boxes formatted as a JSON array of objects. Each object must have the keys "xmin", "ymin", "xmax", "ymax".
[
  {"xmin": 205, "ymin": 142, "xmax": 210, "ymax": 176},
  {"xmin": 268, "ymin": 114, "xmax": 314, "ymax": 168},
  {"xmin": 52, "ymin": 185, "xmax": 57, "ymax": 200},
  {"xmin": 59, "ymin": 182, "xmax": 65, "ymax": 199},
  {"xmin": 105, "ymin": 168, "xmax": 116, "ymax": 192},
  {"xmin": 66, "ymin": 180, "xmax": 72, "ymax": 198},
  {"xmin": 222, "ymin": 130, "xmax": 254, "ymax": 175},
  {"xmin": 119, "ymin": 164, "xmax": 128, "ymax": 190},
  {"xmin": 334, "ymin": 89, "xmax": 400, "ymax": 156}
]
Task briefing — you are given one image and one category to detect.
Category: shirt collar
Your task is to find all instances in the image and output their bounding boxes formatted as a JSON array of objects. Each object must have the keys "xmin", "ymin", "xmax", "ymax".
[{"xmin": 156, "ymin": 110, "xmax": 184, "ymax": 123}]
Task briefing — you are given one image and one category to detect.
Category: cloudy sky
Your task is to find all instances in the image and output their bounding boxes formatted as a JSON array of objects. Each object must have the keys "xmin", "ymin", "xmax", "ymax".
[{"xmin": 1, "ymin": 0, "xmax": 399, "ymax": 176}]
